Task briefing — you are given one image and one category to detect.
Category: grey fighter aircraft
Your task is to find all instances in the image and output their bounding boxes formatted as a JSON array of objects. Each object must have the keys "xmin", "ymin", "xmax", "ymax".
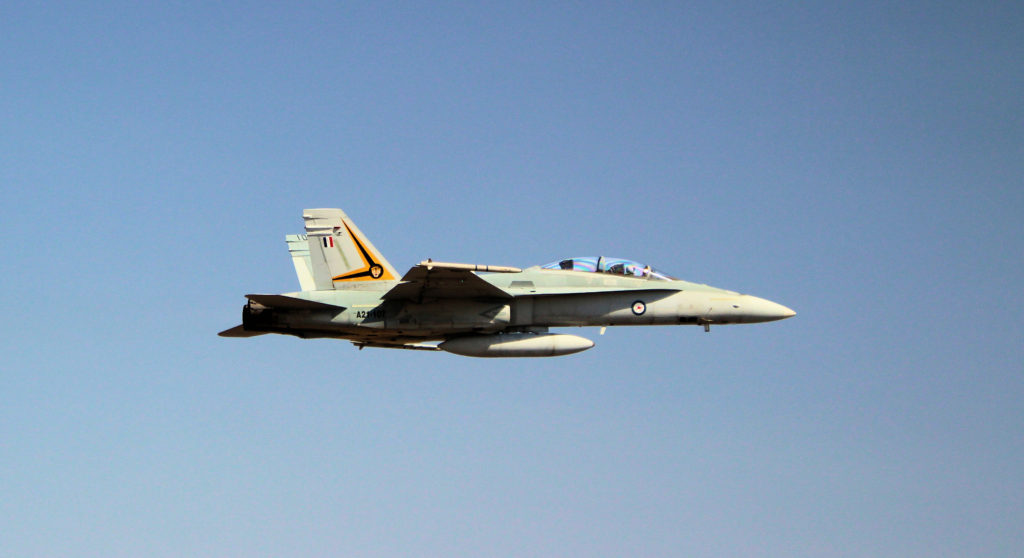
[{"xmin": 220, "ymin": 208, "xmax": 795, "ymax": 357}]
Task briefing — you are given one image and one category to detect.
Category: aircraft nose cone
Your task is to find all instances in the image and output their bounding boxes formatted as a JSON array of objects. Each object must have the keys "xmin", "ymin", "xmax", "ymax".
[{"xmin": 740, "ymin": 295, "xmax": 796, "ymax": 322}]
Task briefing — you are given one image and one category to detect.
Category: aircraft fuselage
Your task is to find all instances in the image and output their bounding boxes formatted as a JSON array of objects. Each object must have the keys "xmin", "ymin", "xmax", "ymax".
[
  {"xmin": 221, "ymin": 209, "xmax": 795, "ymax": 357},
  {"xmin": 242, "ymin": 268, "xmax": 794, "ymax": 343}
]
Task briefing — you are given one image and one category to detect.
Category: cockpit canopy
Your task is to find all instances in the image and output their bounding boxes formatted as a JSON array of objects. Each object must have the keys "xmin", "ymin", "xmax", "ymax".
[{"xmin": 540, "ymin": 256, "xmax": 676, "ymax": 281}]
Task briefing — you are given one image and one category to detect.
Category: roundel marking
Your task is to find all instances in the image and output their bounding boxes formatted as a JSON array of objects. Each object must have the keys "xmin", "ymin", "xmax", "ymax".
[{"xmin": 632, "ymin": 300, "xmax": 646, "ymax": 315}]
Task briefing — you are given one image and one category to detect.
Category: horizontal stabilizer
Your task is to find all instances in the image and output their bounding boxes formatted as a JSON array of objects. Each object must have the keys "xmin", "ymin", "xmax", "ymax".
[
  {"xmin": 245, "ymin": 294, "xmax": 344, "ymax": 311},
  {"xmin": 218, "ymin": 325, "xmax": 269, "ymax": 338}
]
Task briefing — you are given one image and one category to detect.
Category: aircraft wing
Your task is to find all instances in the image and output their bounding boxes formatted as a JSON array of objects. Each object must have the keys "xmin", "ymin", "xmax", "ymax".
[{"xmin": 382, "ymin": 260, "xmax": 519, "ymax": 301}]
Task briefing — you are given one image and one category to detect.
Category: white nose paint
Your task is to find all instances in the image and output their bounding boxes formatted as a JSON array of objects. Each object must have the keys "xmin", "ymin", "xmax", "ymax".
[{"xmin": 735, "ymin": 295, "xmax": 796, "ymax": 323}]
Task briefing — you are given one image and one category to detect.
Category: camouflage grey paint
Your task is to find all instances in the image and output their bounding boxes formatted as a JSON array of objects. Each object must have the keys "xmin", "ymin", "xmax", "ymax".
[{"xmin": 220, "ymin": 209, "xmax": 795, "ymax": 356}]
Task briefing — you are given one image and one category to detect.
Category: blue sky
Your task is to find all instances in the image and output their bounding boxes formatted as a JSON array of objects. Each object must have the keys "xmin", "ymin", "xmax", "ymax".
[{"xmin": 2, "ymin": 2, "xmax": 1022, "ymax": 556}]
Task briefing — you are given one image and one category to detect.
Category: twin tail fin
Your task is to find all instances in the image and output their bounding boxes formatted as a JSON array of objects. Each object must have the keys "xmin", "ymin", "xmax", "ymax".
[{"xmin": 299, "ymin": 208, "xmax": 398, "ymax": 290}]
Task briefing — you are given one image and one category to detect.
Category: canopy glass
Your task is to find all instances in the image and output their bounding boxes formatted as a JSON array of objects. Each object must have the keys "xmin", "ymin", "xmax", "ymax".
[{"xmin": 540, "ymin": 257, "xmax": 676, "ymax": 281}]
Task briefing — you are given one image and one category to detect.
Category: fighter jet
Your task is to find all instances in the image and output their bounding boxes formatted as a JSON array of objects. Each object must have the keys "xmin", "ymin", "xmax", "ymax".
[{"xmin": 219, "ymin": 208, "xmax": 795, "ymax": 357}]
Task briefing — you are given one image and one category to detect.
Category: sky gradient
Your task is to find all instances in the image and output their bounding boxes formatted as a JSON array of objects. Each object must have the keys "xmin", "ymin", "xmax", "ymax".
[{"xmin": 2, "ymin": 2, "xmax": 1022, "ymax": 557}]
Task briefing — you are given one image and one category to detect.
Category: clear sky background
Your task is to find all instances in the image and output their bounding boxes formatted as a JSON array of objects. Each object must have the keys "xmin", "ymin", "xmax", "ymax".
[{"xmin": 2, "ymin": 2, "xmax": 1022, "ymax": 557}]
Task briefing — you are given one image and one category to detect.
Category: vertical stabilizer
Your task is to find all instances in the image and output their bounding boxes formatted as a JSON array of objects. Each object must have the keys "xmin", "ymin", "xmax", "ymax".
[
  {"xmin": 285, "ymin": 234, "xmax": 316, "ymax": 291},
  {"xmin": 303, "ymin": 208, "xmax": 398, "ymax": 290}
]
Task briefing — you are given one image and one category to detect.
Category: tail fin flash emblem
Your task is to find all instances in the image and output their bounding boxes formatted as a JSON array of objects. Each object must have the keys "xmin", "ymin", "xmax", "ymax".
[
  {"xmin": 303, "ymin": 208, "xmax": 399, "ymax": 288},
  {"xmin": 332, "ymin": 222, "xmax": 395, "ymax": 281}
]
